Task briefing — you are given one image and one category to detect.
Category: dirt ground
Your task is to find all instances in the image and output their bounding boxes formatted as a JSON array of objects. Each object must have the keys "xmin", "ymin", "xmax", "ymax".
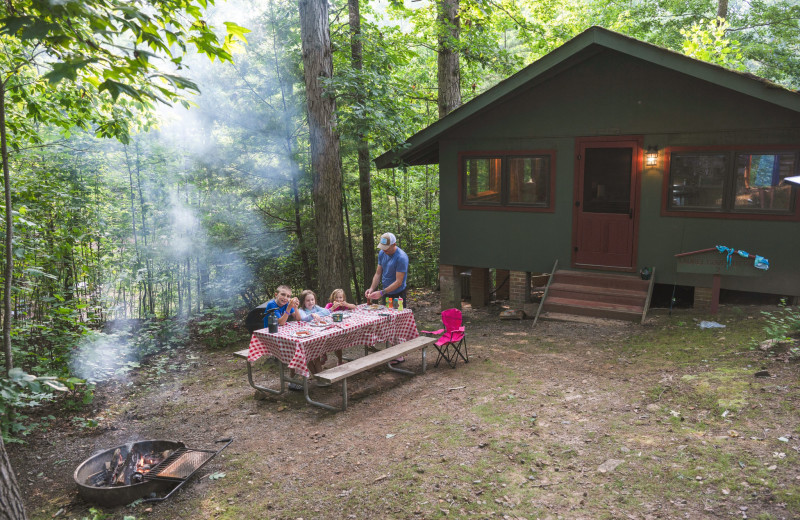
[{"xmin": 10, "ymin": 291, "xmax": 800, "ymax": 520}]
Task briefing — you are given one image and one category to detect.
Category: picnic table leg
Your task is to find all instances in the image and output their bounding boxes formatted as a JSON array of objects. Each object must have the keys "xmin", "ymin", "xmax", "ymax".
[
  {"xmin": 387, "ymin": 346, "xmax": 427, "ymax": 376},
  {"xmin": 301, "ymin": 377, "xmax": 345, "ymax": 412},
  {"xmin": 246, "ymin": 360, "xmax": 286, "ymax": 396}
]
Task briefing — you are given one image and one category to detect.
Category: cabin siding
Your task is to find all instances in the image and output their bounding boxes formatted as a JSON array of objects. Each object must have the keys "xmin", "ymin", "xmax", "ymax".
[{"xmin": 439, "ymin": 50, "xmax": 800, "ymax": 296}]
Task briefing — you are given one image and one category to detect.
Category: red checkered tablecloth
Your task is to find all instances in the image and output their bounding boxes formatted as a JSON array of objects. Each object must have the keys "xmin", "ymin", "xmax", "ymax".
[{"xmin": 247, "ymin": 306, "xmax": 419, "ymax": 378}]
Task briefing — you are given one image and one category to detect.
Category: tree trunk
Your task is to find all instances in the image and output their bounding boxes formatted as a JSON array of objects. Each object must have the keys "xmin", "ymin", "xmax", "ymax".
[
  {"xmin": 0, "ymin": 84, "xmax": 28, "ymax": 520},
  {"xmin": 124, "ymin": 147, "xmax": 145, "ymax": 314},
  {"xmin": 437, "ymin": 0, "xmax": 461, "ymax": 118},
  {"xmin": 717, "ymin": 0, "xmax": 728, "ymax": 20},
  {"xmin": 267, "ymin": 0, "xmax": 314, "ymax": 288},
  {"xmin": 298, "ymin": 0, "xmax": 350, "ymax": 299},
  {"xmin": 347, "ymin": 0, "xmax": 375, "ymax": 296},
  {"xmin": 0, "ymin": 85, "xmax": 12, "ymax": 374},
  {"xmin": 134, "ymin": 141, "xmax": 155, "ymax": 316},
  {"xmin": 0, "ymin": 436, "xmax": 26, "ymax": 520}
]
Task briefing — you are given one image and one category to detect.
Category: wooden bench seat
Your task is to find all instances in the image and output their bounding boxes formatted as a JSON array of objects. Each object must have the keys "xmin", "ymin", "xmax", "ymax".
[
  {"xmin": 313, "ymin": 336, "xmax": 435, "ymax": 410},
  {"xmin": 234, "ymin": 337, "xmax": 436, "ymax": 412},
  {"xmin": 315, "ymin": 336, "xmax": 435, "ymax": 384}
]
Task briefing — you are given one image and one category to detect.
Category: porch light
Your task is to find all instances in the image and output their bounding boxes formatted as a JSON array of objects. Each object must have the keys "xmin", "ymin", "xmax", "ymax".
[{"xmin": 645, "ymin": 146, "xmax": 659, "ymax": 166}]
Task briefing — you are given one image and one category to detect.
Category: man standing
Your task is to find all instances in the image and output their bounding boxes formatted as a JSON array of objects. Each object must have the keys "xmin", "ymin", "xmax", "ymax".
[{"xmin": 365, "ymin": 232, "xmax": 409, "ymax": 305}]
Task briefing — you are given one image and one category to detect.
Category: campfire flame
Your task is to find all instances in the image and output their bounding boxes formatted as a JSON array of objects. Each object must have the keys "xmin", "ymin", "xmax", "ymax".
[{"xmin": 100, "ymin": 448, "xmax": 171, "ymax": 487}]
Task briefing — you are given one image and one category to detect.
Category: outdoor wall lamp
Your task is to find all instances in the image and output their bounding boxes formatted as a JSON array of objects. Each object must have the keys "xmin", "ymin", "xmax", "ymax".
[{"xmin": 645, "ymin": 145, "xmax": 659, "ymax": 166}]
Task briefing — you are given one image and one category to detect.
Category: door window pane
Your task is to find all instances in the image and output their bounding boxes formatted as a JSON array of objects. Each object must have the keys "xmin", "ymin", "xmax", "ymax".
[
  {"xmin": 734, "ymin": 153, "xmax": 796, "ymax": 212},
  {"xmin": 669, "ymin": 154, "xmax": 728, "ymax": 210},
  {"xmin": 582, "ymin": 148, "xmax": 632, "ymax": 214},
  {"xmin": 464, "ymin": 157, "xmax": 501, "ymax": 203},
  {"xmin": 508, "ymin": 156, "xmax": 550, "ymax": 205}
]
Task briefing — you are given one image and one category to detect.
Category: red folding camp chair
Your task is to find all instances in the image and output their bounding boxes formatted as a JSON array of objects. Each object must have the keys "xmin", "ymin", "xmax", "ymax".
[{"xmin": 421, "ymin": 308, "xmax": 468, "ymax": 368}]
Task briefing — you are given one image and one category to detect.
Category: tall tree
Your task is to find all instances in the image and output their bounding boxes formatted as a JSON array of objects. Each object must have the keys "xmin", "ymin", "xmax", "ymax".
[
  {"xmin": 717, "ymin": 0, "xmax": 728, "ymax": 20},
  {"xmin": 0, "ymin": 1, "xmax": 245, "ymax": 516},
  {"xmin": 298, "ymin": 0, "xmax": 350, "ymax": 298},
  {"xmin": 437, "ymin": 0, "xmax": 462, "ymax": 118},
  {"xmin": 347, "ymin": 0, "xmax": 375, "ymax": 292},
  {"xmin": 0, "ymin": 433, "xmax": 25, "ymax": 520}
]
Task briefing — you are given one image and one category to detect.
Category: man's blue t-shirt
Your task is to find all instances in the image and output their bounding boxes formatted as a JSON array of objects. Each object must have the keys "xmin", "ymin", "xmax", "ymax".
[
  {"xmin": 264, "ymin": 299, "xmax": 292, "ymax": 328},
  {"xmin": 379, "ymin": 247, "xmax": 409, "ymax": 295}
]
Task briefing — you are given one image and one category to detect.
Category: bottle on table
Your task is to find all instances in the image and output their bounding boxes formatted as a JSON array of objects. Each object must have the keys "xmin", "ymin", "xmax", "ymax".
[
  {"xmin": 387, "ymin": 297, "xmax": 393, "ymax": 309},
  {"xmin": 398, "ymin": 298, "xmax": 404, "ymax": 310}
]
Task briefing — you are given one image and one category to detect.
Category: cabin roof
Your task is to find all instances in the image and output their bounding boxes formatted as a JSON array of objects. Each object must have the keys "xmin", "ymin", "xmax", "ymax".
[{"xmin": 374, "ymin": 25, "xmax": 800, "ymax": 169}]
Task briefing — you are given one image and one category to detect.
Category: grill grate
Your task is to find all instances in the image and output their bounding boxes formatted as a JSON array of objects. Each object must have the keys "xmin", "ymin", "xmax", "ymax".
[{"xmin": 144, "ymin": 448, "xmax": 216, "ymax": 482}]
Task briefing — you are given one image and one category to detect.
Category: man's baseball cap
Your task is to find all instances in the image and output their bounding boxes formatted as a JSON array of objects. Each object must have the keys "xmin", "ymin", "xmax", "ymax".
[{"xmin": 378, "ymin": 232, "xmax": 397, "ymax": 251}]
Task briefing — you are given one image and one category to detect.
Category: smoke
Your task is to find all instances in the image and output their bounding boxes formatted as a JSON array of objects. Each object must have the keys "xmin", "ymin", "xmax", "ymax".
[{"xmin": 69, "ymin": 330, "xmax": 137, "ymax": 384}]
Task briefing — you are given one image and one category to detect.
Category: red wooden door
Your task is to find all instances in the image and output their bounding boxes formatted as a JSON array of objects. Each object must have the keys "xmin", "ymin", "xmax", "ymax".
[{"xmin": 573, "ymin": 137, "xmax": 641, "ymax": 270}]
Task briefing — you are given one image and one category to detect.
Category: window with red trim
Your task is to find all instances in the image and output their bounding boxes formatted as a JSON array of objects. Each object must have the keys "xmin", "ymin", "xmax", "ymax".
[
  {"xmin": 462, "ymin": 153, "xmax": 554, "ymax": 209},
  {"xmin": 667, "ymin": 150, "xmax": 798, "ymax": 215}
]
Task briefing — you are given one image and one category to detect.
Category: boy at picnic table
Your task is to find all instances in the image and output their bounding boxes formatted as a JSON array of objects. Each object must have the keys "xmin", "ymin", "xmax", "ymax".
[
  {"xmin": 264, "ymin": 286, "xmax": 315, "ymax": 391},
  {"xmin": 264, "ymin": 285, "xmax": 301, "ymax": 326}
]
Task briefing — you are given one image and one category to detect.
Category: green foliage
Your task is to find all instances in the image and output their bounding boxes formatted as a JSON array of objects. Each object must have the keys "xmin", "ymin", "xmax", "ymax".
[
  {"xmin": 680, "ymin": 18, "xmax": 746, "ymax": 70},
  {"xmin": 79, "ymin": 508, "xmax": 136, "ymax": 520},
  {"xmin": 0, "ymin": 368, "xmax": 69, "ymax": 443},
  {"xmin": 761, "ymin": 301, "xmax": 800, "ymax": 341},
  {"xmin": 192, "ymin": 307, "xmax": 244, "ymax": 349}
]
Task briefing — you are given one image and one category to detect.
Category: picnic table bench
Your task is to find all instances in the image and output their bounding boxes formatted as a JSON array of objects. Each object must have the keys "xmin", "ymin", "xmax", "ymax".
[{"xmin": 234, "ymin": 335, "xmax": 436, "ymax": 411}]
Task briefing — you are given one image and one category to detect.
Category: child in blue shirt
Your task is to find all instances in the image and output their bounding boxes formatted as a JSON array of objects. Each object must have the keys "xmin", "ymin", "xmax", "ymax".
[
  {"xmin": 264, "ymin": 285, "xmax": 302, "ymax": 390},
  {"xmin": 264, "ymin": 285, "xmax": 301, "ymax": 328}
]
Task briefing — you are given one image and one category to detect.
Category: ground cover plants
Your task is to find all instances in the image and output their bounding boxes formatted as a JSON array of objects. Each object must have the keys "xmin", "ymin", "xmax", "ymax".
[{"xmin": 9, "ymin": 295, "xmax": 800, "ymax": 520}]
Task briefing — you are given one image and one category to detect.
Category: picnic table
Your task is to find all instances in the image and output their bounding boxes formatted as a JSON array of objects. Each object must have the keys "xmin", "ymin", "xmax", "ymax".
[{"xmin": 247, "ymin": 305, "xmax": 419, "ymax": 378}]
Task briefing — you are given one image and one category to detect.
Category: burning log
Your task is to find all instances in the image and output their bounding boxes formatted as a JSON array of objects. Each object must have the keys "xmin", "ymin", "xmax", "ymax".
[{"xmin": 105, "ymin": 449, "xmax": 125, "ymax": 486}]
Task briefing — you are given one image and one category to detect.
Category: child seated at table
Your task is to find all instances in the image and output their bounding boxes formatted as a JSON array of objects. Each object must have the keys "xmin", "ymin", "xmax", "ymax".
[
  {"xmin": 298, "ymin": 289, "xmax": 336, "ymax": 379},
  {"xmin": 264, "ymin": 285, "xmax": 301, "ymax": 327},
  {"xmin": 265, "ymin": 285, "xmax": 303, "ymax": 390},
  {"xmin": 326, "ymin": 288, "xmax": 357, "ymax": 312},
  {"xmin": 298, "ymin": 290, "xmax": 331, "ymax": 323}
]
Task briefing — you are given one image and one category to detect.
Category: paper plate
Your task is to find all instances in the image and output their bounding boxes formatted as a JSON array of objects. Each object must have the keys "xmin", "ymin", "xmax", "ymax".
[{"xmin": 291, "ymin": 329, "xmax": 316, "ymax": 338}]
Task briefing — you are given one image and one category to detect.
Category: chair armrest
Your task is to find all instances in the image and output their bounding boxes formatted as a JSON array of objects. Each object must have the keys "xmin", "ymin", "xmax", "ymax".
[
  {"xmin": 456, "ymin": 327, "xmax": 465, "ymax": 333},
  {"xmin": 421, "ymin": 328, "xmax": 444, "ymax": 335}
]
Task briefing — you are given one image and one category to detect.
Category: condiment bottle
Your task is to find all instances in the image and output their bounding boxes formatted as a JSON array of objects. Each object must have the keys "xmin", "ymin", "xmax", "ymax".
[
  {"xmin": 387, "ymin": 297, "xmax": 393, "ymax": 309},
  {"xmin": 398, "ymin": 298, "xmax": 404, "ymax": 310}
]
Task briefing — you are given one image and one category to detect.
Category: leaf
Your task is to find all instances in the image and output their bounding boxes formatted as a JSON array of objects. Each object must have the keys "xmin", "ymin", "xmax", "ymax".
[
  {"xmin": 44, "ymin": 60, "xmax": 94, "ymax": 84},
  {"xmin": 23, "ymin": 268, "xmax": 57, "ymax": 280},
  {"xmin": 42, "ymin": 380, "xmax": 69, "ymax": 392},
  {"xmin": 98, "ymin": 80, "xmax": 144, "ymax": 102},
  {"xmin": 223, "ymin": 21, "xmax": 250, "ymax": 42}
]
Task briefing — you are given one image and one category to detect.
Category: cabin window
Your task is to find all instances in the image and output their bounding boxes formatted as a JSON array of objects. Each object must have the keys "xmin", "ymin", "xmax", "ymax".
[
  {"xmin": 464, "ymin": 157, "xmax": 501, "ymax": 204},
  {"xmin": 667, "ymin": 150, "xmax": 798, "ymax": 216},
  {"xmin": 734, "ymin": 153, "xmax": 796, "ymax": 212},
  {"xmin": 508, "ymin": 156, "xmax": 550, "ymax": 205},
  {"xmin": 461, "ymin": 152, "xmax": 554, "ymax": 210}
]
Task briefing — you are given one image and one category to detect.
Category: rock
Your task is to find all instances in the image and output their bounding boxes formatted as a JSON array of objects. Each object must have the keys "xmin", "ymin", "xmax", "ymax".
[{"xmin": 597, "ymin": 459, "xmax": 624, "ymax": 473}]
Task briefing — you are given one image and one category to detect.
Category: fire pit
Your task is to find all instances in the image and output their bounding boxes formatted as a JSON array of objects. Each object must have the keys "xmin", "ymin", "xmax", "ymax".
[{"xmin": 74, "ymin": 438, "xmax": 232, "ymax": 506}]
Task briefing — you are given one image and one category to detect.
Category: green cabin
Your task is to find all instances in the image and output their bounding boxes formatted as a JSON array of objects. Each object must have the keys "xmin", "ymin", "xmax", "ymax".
[{"xmin": 376, "ymin": 26, "xmax": 800, "ymax": 315}]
